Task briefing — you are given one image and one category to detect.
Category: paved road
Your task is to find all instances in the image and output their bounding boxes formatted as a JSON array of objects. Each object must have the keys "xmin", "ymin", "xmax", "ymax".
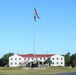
[
  {"xmin": 43, "ymin": 72, "xmax": 76, "ymax": 75},
  {"xmin": 35, "ymin": 72, "xmax": 76, "ymax": 75},
  {"xmin": 0, "ymin": 72, "xmax": 76, "ymax": 75}
]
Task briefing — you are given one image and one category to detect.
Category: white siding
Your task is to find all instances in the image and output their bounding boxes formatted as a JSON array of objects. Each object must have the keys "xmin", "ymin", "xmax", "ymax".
[
  {"xmin": 50, "ymin": 54, "xmax": 64, "ymax": 66},
  {"xmin": 9, "ymin": 54, "xmax": 65, "ymax": 67},
  {"xmin": 9, "ymin": 55, "xmax": 24, "ymax": 67}
]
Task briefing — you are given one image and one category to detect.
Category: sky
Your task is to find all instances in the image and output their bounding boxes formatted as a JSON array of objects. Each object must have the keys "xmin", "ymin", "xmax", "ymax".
[{"xmin": 0, "ymin": 0, "xmax": 76, "ymax": 57}]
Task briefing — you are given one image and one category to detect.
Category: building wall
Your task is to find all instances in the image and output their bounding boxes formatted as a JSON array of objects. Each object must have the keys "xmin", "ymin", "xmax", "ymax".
[
  {"xmin": 23, "ymin": 57, "xmax": 47, "ymax": 62},
  {"xmin": 9, "ymin": 54, "xmax": 65, "ymax": 67},
  {"xmin": 9, "ymin": 55, "xmax": 24, "ymax": 67},
  {"xmin": 50, "ymin": 54, "xmax": 64, "ymax": 66}
]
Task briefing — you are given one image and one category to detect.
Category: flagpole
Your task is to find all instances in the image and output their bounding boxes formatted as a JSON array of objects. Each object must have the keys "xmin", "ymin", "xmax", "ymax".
[
  {"xmin": 33, "ymin": 21, "xmax": 36, "ymax": 61},
  {"xmin": 33, "ymin": 6, "xmax": 40, "ymax": 62}
]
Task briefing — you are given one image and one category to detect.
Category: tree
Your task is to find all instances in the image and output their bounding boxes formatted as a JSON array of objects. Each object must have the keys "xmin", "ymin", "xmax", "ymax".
[
  {"xmin": 1, "ymin": 52, "xmax": 14, "ymax": 66},
  {"xmin": 65, "ymin": 52, "xmax": 71, "ymax": 66},
  {"xmin": 0, "ymin": 58, "xmax": 6, "ymax": 67},
  {"xmin": 70, "ymin": 54, "xmax": 76, "ymax": 68},
  {"xmin": 44, "ymin": 58, "xmax": 52, "ymax": 66}
]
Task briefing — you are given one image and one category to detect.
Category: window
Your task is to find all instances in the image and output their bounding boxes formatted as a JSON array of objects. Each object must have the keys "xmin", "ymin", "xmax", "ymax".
[
  {"xmin": 61, "ymin": 62, "xmax": 63, "ymax": 64},
  {"xmin": 15, "ymin": 58, "xmax": 17, "ymax": 60},
  {"xmin": 15, "ymin": 62, "xmax": 17, "ymax": 65},
  {"xmin": 57, "ymin": 58, "xmax": 58, "ymax": 60},
  {"xmin": 36, "ymin": 58, "xmax": 37, "ymax": 60},
  {"xmin": 44, "ymin": 58, "xmax": 45, "ymax": 60},
  {"xmin": 19, "ymin": 62, "xmax": 21, "ymax": 65},
  {"xmin": 11, "ymin": 62, "xmax": 13, "ymax": 65},
  {"xmin": 24, "ymin": 58, "xmax": 26, "ymax": 60},
  {"xmin": 57, "ymin": 62, "xmax": 58, "ymax": 64},
  {"xmin": 52, "ymin": 58, "xmax": 54, "ymax": 60},
  {"xmin": 52, "ymin": 62, "xmax": 54, "ymax": 64},
  {"xmin": 61, "ymin": 58, "xmax": 63, "ymax": 60},
  {"xmin": 19, "ymin": 58, "xmax": 21, "ymax": 60},
  {"xmin": 28, "ymin": 58, "xmax": 30, "ymax": 60},
  {"xmin": 32, "ymin": 58, "xmax": 33, "ymax": 60},
  {"xmin": 11, "ymin": 58, "xmax": 13, "ymax": 60}
]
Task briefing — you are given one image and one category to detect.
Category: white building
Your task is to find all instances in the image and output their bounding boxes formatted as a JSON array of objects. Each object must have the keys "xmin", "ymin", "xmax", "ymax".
[{"xmin": 9, "ymin": 54, "xmax": 65, "ymax": 67}]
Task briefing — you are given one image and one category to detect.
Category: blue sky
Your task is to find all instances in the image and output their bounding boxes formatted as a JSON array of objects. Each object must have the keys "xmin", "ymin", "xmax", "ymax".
[{"xmin": 0, "ymin": 0, "xmax": 76, "ymax": 57}]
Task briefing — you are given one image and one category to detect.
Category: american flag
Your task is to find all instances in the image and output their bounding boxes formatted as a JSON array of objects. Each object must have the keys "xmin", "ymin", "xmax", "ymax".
[{"xmin": 34, "ymin": 7, "xmax": 40, "ymax": 20}]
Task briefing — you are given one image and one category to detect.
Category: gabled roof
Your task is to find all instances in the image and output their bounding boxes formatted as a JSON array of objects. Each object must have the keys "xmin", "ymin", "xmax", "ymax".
[
  {"xmin": 18, "ymin": 54, "xmax": 55, "ymax": 58},
  {"xmin": 9, "ymin": 54, "xmax": 24, "ymax": 58}
]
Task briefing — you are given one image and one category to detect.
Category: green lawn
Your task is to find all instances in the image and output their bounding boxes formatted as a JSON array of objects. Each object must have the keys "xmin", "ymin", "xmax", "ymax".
[{"xmin": 0, "ymin": 67, "xmax": 76, "ymax": 74}]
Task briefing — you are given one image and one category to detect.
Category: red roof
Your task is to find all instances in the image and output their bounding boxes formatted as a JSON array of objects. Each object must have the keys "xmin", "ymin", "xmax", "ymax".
[{"xmin": 18, "ymin": 54, "xmax": 55, "ymax": 58}]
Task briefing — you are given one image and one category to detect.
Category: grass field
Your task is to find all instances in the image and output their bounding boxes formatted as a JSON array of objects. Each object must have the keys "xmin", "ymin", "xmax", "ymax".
[{"xmin": 0, "ymin": 67, "xmax": 76, "ymax": 74}]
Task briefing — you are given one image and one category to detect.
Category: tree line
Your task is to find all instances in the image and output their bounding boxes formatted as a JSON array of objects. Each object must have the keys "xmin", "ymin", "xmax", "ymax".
[
  {"xmin": 64, "ymin": 52, "xmax": 76, "ymax": 68},
  {"xmin": 0, "ymin": 52, "xmax": 14, "ymax": 67},
  {"xmin": 0, "ymin": 52, "xmax": 76, "ymax": 68}
]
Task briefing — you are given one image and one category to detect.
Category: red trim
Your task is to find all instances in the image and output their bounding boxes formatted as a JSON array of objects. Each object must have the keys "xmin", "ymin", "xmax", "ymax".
[{"xmin": 18, "ymin": 54, "xmax": 55, "ymax": 58}]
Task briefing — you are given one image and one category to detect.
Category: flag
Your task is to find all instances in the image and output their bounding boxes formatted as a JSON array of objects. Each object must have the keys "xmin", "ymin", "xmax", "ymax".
[
  {"xmin": 34, "ymin": 15, "xmax": 36, "ymax": 21},
  {"xmin": 34, "ymin": 7, "xmax": 40, "ymax": 20}
]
